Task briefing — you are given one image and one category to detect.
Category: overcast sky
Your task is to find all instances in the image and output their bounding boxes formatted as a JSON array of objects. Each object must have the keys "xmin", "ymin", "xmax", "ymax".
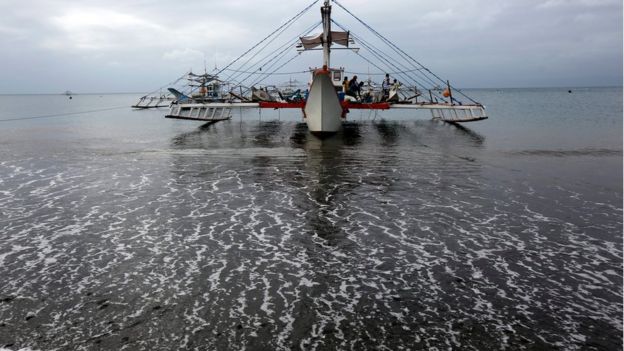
[{"xmin": 0, "ymin": 0, "xmax": 621, "ymax": 94}]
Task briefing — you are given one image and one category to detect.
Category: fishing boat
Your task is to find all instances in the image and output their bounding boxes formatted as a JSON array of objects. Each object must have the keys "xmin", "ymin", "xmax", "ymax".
[{"xmin": 154, "ymin": 0, "xmax": 488, "ymax": 133}]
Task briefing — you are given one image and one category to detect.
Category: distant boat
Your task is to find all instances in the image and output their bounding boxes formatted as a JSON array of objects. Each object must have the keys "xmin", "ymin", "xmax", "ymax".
[{"xmin": 63, "ymin": 90, "xmax": 73, "ymax": 96}]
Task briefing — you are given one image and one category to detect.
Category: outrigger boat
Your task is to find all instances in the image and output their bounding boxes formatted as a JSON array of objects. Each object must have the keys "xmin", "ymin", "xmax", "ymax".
[{"xmin": 142, "ymin": 0, "xmax": 488, "ymax": 134}]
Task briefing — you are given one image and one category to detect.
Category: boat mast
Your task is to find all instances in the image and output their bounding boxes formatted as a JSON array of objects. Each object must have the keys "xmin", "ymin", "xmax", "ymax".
[{"xmin": 321, "ymin": 0, "xmax": 332, "ymax": 68}]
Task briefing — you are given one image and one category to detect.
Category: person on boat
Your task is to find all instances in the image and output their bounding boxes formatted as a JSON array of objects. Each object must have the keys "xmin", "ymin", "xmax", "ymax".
[
  {"xmin": 385, "ymin": 79, "xmax": 402, "ymax": 102},
  {"xmin": 382, "ymin": 73, "xmax": 391, "ymax": 97},
  {"xmin": 342, "ymin": 77, "xmax": 349, "ymax": 94},
  {"xmin": 392, "ymin": 79, "xmax": 400, "ymax": 89},
  {"xmin": 348, "ymin": 75, "xmax": 360, "ymax": 99}
]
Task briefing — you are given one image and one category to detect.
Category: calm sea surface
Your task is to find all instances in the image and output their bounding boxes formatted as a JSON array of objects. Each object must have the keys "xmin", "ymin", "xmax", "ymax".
[{"xmin": 0, "ymin": 88, "xmax": 622, "ymax": 350}]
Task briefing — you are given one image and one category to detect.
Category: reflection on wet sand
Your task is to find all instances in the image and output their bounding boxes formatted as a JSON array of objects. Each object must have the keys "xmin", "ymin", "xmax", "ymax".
[
  {"xmin": 291, "ymin": 123, "xmax": 363, "ymax": 243},
  {"xmin": 117, "ymin": 119, "xmax": 621, "ymax": 350},
  {"xmin": 1, "ymin": 89, "xmax": 622, "ymax": 350}
]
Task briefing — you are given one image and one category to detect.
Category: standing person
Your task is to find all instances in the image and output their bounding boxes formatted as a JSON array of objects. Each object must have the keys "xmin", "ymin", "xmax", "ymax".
[
  {"xmin": 392, "ymin": 78, "xmax": 400, "ymax": 89},
  {"xmin": 382, "ymin": 73, "xmax": 391, "ymax": 98},
  {"xmin": 342, "ymin": 77, "xmax": 349, "ymax": 94},
  {"xmin": 387, "ymin": 79, "xmax": 401, "ymax": 102},
  {"xmin": 348, "ymin": 75, "xmax": 360, "ymax": 99}
]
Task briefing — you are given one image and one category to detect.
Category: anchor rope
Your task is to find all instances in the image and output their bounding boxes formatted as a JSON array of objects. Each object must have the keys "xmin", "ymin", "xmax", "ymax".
[{"xmin": 0, "ymin": 105, "xmax": 129, "ymax": 123}]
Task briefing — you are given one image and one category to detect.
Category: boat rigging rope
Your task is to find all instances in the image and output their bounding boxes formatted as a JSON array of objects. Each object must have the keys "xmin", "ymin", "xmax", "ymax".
[
  {"xmin": 241, "ymin": 24, "xmax": 320, "ymax": 87},
  {"xmin": 332, "ymin": 20, "xmax": 448, "ymax": 102},
  {"xmin": 215, "ymin": 0, "xmax": 319, "ymax": 79},
  {"xmin": 231, "ymin": 21, "xmax": 321, "ymax": 86},
  {"xmin": 351, "ymin": 50, "xmax": 448, "ymax": 102},
  {"xmin": 332, "ymin": 0, "xmax": 479, "ymax": 104},
  {"xmin": 333, "ymin": 19, "xmax": 446, "ymax": 98},
  {"xmin": 348, "ymin": 30, "xmax": 431, "ymax": 93},
  {"xmin": 221, "ymin": 67, "xmax": 427, "ymax": 77},
  {"xmin": 232, "ymin": 51, "xmax": 304, "ymax": 92},
  {"xmin": 344, "ymin": 68, "xmax": 425, "ymax": 76},
  {"xmin": 141, "ymin": 75, "xmax": 186, "ymax": 98},
  {"xmin": 331, "ymin": 21, "xmax": 421, "ymax": 85},
  {"xmin": 223, "ymin": 15, "xmax": 316, "ymax": 84},
  {"xmin": 229, "ymin": 41, "xmax": 299, "ymax": 89},
  {"xmin": 249, "ymin": 53, "xmax": 303, "ymax": 88},
  {"xmin": 244, "ymin": 45, "xmax": 299, "ymax": 87},
  {"xmin": 221, "ymin": 68, "xmax": 310, "ymax": 75}
]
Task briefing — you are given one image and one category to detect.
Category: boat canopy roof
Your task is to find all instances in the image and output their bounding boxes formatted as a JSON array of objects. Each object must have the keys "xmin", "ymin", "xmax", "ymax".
[{"xmin": 299, "ymin": 31, "xmax": 349, "ymax": 49}]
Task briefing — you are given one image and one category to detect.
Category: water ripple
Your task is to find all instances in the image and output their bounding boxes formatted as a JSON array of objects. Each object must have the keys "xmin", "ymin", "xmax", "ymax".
[{"xmin": 0, "ymin": 121, "xmax": 621, "ymax": 350}]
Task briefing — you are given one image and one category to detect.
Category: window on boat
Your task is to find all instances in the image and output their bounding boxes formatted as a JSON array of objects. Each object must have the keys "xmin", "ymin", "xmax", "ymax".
[{"xmin": 333, "ymin": 71, "xmax": 342, "ymax": 82}]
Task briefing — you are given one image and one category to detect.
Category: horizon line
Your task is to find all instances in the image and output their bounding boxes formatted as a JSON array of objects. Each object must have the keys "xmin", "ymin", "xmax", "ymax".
[{"xmin": 0, "ymin": 85, "xmax": 622, "ymax": 96}]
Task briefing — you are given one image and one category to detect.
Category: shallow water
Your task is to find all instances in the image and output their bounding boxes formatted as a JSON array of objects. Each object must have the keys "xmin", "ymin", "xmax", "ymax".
[{"xmin": 0, "ymin": 88, "xmax": 622, "ymax": 350}]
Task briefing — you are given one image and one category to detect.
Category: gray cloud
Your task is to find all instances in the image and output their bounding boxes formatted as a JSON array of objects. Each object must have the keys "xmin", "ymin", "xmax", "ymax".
[{"xmin": 0, "ymin": 0, "xmax": 621, "ymax": 93}]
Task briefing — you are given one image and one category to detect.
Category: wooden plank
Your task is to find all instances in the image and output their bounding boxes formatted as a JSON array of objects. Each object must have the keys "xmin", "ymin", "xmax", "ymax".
[
  {"xmin": 343, "ymin": 102, "xmax": 391, "ymax": 110},
  {"xmin": 258, "ymin": 101, "xmax": 306, "ymax": 109},
  {"xmin": 165, "ymin": 115, "xmax": 231, "ymax": 122},
  {"xmin": 443, "ymin": 116, "xmax": 488, "ymax": 123}
]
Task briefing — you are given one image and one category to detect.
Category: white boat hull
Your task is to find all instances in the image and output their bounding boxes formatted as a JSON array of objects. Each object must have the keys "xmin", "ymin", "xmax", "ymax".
[{"xmin": 304, "ymin": 71, "xmax": 343, "ymax": 135}]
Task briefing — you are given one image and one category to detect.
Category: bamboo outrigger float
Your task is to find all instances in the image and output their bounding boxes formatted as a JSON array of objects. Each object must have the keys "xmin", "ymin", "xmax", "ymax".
[
  {"xmin": 131, "ymin": 95, "xmax": 171, "ymax": 109},
  {"xmin": 147, "ymin": 0, "xmax": 488, "ymax": 134}
]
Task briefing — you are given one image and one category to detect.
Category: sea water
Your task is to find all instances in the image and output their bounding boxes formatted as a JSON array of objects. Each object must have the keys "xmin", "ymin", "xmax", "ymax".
[{"xmin": 0, "ymin": 88, "xmax": 621, "ymax": 350}]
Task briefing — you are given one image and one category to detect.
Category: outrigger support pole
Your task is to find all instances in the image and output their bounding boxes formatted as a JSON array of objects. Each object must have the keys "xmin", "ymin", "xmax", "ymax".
[{"xmin": 447, "ymin": 80, "xmax": 454, "ymax": 106}]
